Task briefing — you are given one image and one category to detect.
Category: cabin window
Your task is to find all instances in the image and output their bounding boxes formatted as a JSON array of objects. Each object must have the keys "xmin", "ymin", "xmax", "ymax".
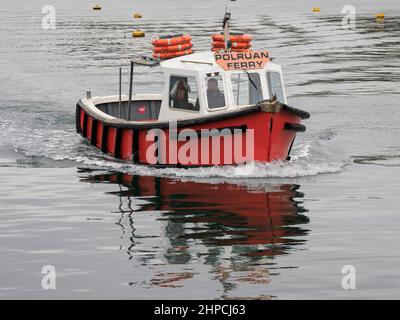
[
  {"xmin": 205, "ymin": 75, "xmax": 226, "ymax": 109},
  {"xmin": 231, "ymin": 72, "xmax": 263, "ymax": 106},
  {"xmin": 169, "ymin": 75, "xmax": 200, "ymax": 111},
  {"xmin": 266, "ymin": 72, "xmax": 285, "ymax": 102}
]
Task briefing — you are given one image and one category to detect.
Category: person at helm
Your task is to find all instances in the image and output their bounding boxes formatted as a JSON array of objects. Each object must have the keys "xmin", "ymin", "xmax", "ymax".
[
  {"xmin": 206, "ymin": 78, "xmax": 225, "ymax": 109},
  {"xmin": 170, "ymin": 80, "xmax": 198, "ymax": 111}
]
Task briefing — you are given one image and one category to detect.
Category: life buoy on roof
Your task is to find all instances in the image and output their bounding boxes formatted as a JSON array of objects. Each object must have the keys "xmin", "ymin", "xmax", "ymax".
[
  {"xmin": 152, "ymin": 34, "xmax": 194, "ymax": 59},
  {"xmin": 153, "ymin": 42, "xmax": 193, "ymax": 53},
  {"xmin": 152, "ymin": 35, "xmax": 192, "ymax": 46},
  {"xmin": 152, "ymin": 49, "xmax": 194, "ymax": 60},
  {"xmin": 212, "ymin": 34, "xmax": 252, "ymax": 43},
  {"xmin": 211, "ymin": 33, "xmax": 253, "ymax": 53},
  {"xmin": 212, "ymin": 41, "xmax": 251, "ymax": 49}
]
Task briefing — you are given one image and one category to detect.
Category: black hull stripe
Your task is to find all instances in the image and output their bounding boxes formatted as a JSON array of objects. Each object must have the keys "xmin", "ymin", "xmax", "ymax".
[
  {"xmin": 114, "ymin": 128, "xmax": 122, "ymax": 158},
  {"xmin": 284, "ymin": 123, "xmax": 306, "ymax": 132},
  {"xmin": 91, "ymin": 119, "xmax": 98, "ymax": 145},
  {"xmin": 101, "ymin": 125, "xmax": 108, "ymax": 153},
  {"xmin": 82, "ymin": 112, "xmax": 88, "ymax": 138},
  {"xmin": 75, "ymin": 104, "xmax": 82, "ymax": 134},
  {"xmin": 281, "ymin": 104, "xmax": 310, "ymax": 120},
  {"xmin": 132, "ymin": 129, "xmax": 139, "ymax": 163}
]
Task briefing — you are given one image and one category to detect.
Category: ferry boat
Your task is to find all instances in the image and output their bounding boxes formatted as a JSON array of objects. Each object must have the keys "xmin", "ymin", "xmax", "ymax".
[{"xmin": 76, "ymin": 16, "xmax": 309, "ymax": 167}]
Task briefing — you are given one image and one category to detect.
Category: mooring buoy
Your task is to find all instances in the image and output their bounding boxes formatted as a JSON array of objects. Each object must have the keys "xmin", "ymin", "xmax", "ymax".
[{"xmin": 132, "ymin": 30, "xmax": 145, "ymax": 37}]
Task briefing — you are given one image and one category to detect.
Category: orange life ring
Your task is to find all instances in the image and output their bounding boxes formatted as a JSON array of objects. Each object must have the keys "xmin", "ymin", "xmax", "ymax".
[
  {"xmin": 153, "ymin": 49, "xmax": 194, "ymax": 59},
  {"xmin": 152, "ymin": 35, "xmax": 192, "ymax": 46},
  {"xmin": 212, "ymin": 34, "xmax": 252, "ymax": 43},
  {"xmin": 153, "ymin": 42, "xmax": 193, "ymax": 53},
  {"xmin": 212, "ymin": 41, "xmax": 251, "ymax": 49}
]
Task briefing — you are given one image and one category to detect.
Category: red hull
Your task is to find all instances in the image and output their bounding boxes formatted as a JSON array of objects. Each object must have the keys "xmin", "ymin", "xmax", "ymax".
[{"xmin": 76, "ymin": 102, "xmax": 308, "ymax": 166}]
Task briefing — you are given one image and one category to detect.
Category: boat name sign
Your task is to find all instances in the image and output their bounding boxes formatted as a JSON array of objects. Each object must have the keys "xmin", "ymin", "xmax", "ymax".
[{"xmin": 214, "ymin": 50, "xmax": 270, "ymax": 71}]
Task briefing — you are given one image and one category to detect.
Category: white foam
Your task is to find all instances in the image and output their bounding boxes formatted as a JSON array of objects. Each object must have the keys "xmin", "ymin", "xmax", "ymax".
[
  {"xmin": 0, "ymin": 109, "xmax": 347, "ymax": 179},
  {"xmin": 72, "ymin": 140, "xmax": 347, "ymax": 179}
]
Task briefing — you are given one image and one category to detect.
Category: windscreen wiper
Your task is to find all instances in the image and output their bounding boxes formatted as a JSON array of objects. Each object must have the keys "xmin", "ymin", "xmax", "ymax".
[{"xmin": 244, "ymin": 70, "xmax": 258, "ymax": 90}]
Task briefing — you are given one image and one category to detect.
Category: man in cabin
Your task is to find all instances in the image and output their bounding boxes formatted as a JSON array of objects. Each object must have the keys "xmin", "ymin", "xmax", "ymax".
[
  {"xmin": 206, "ymin": 78, "xmax": 225, "ymax": 109},
  {"xmin": 170, "ymin": 80, "xmax": 198, "ymax": 111}
]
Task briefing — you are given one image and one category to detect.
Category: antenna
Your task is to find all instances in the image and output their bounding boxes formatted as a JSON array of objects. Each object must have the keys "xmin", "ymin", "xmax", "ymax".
[
  {"xmin": 224, "ymin": 0, "xmax": 236, "ymax": 14},
  {"xmin": 223, "ymin": 1, "xmax": 232, "ymax": 51}
]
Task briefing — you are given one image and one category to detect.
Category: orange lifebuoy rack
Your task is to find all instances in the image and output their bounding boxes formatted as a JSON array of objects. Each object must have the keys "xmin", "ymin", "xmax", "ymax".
[
  {"xmin": 152, "ymin": 35, "xmax": 192, "ymax": 47},
  {"xmin": 153, "ymin": 42, "xmax": 193, "ymax": 53},
  {"xmin": 152, "ymin": 34, "xmax": 194, "ymax": 59},
  {"xmin": 152, "ymin": 49, "xmax": 194, "ymax": 60},
  {"xmin": 212, "ymin": 34, "xmax": 252, "ymax": 43},
  {"xmin": 212, "ymin": 41, "xmax": 251, "ymax": 49},
  {"xmin": 211, "ymin": 33, "xmax": 253, "ymax": 53}
]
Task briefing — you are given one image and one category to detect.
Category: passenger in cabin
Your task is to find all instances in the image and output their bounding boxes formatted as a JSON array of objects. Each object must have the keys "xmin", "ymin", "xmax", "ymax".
[
  {"xmin": 170, "ymin": 80, "xmax": 198, "ymax": 111},
  {"xmin": 206, "ymin": 78, "xmax": 225, "ymax": 109}
]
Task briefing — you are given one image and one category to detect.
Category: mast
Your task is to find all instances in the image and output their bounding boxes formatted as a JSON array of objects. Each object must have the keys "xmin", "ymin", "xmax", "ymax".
[
  {"xmin": 223, "ymin": 1, "xmax": 232, "ymax": 52},
  {"xmin": 127, "ymin": 61, "xmax": 134, "ymax": 121},
  {"xmin": 118, "ymin": 67, "xmax": 122, "ymax": 119}
]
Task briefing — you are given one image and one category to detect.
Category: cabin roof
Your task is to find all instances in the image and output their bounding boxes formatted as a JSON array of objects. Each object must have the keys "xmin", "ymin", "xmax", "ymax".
[{"xmin": 160, "ymin": 52, "xmax": 221, "ymax": 71}]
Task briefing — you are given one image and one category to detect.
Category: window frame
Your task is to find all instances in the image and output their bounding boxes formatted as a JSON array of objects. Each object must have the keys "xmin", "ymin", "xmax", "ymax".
[
  {"xmin": 266, "ymin": 71, "xmax": 285, "ymax": 103},
  {"xmin": 230, "ymin": 71, "xmax": 264, "ymax": 107},
  {"xmin": 204, "ymin": 73, "xmax": 228, "ymax": 112},
  {"xmin": 168, "ymin": 74, "xmax": 201, "ymax": 113}
]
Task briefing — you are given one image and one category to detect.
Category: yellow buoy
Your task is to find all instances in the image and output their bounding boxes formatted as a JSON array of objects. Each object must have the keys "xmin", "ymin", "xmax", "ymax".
[
  {"xmin": 376, "ymin": 13, "xmax": 385, "ymax": 19},
  {"xmin": 132, "ymin": 30, "xmax": 145, "ymax": 37},
  {"xmin": 93, "ymin": 5, "xmax": 102, "ymax": 11},
  {"xmin": 133, "ymin": 13, "xmax": 142, "ymax": 19},
  {"xmin": 312, "ymin": 7, "xmax": 320, "ymax": 13}
]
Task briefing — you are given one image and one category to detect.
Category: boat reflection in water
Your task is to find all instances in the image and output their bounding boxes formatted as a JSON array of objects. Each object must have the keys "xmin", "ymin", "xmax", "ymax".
[{"xmin": 80, "ymin": 170, "xmax": 310, "ymax": 299}]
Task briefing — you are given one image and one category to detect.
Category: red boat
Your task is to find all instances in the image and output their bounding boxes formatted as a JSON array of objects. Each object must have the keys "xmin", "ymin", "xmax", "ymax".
[{"xmin": 76, "ymin": 28, "xmax": 309, "ymax": 167}]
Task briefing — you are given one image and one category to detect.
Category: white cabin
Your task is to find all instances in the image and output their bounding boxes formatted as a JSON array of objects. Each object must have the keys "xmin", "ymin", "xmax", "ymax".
[
  {"xmin": 81, "ymin": 51, "xmax": 287, "ymax": 123},
  {"xmin": 158, "ymin": 52, "xmax": 287, "ymax": 121}
]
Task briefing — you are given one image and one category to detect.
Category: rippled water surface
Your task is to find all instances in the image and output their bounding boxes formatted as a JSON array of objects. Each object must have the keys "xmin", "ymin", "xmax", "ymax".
[{"xmin": 1, "ymin": 0, "xmax": 400, "ymax": 299}]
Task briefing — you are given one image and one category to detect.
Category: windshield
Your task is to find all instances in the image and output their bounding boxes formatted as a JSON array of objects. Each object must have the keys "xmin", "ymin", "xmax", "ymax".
[
  {"xmin": 231, "ymin": 72, "xmax": 263, "ymax": 105},
  {"xmin": 266, "ymin": 72, "xmax": 285, "ymax": 103}
]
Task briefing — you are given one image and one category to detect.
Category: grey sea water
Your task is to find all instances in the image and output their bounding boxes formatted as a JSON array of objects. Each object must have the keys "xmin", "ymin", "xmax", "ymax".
[{"xmin": 0, "ymin": 0, "xmax": 400, "ymax": 299}]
